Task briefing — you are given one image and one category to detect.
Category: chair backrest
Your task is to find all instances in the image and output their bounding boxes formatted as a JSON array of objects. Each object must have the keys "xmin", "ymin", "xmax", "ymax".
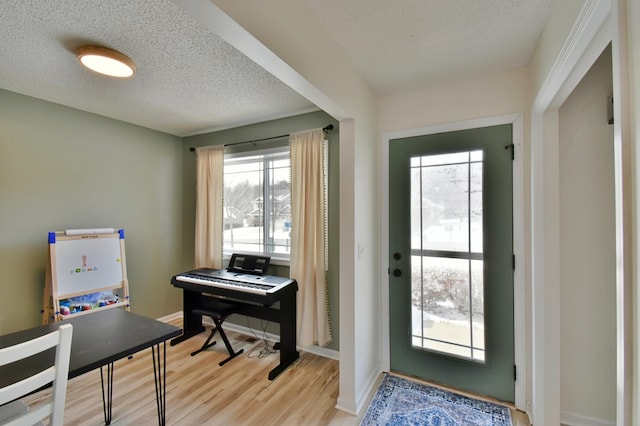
[{"xmin": 0, "ymin": 323, "xmax": 73, "ymax": 426}]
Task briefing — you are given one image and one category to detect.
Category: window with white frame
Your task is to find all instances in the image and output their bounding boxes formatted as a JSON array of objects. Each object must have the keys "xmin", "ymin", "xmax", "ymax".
[{"xmin": 223, "ymin": 146, "xmax": 292, "ymax": 260}]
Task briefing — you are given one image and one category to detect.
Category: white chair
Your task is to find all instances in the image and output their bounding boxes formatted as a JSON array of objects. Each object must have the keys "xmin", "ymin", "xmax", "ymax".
[{"xmin": 0, "ymin": 323, "xmax": 73, "ymax": 426}]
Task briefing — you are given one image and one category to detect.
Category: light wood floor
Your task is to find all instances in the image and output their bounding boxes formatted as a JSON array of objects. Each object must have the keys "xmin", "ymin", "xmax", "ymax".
[{"xmin": 23, "ymin": 318, "xmax": 530, "ymax": 425}]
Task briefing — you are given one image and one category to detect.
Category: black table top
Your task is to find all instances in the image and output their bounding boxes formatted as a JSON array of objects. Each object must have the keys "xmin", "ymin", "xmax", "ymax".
[{"xmin": 0, "ymin": 308, "xmax": 182, "ymax": 387}]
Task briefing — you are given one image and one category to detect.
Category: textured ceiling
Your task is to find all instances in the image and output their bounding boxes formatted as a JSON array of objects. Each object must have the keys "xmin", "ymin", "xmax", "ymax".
[
  {"xmin": 0, "ymin": 0, "xmax": 552, "ymax": 137},
  {"xmin": 0, "ymin": 0, "xmax": 317, "ymax": 137}
]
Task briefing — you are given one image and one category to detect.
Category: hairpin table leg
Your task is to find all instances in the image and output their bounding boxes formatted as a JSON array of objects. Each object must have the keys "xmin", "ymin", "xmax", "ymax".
[
  {"xmin": 151, "ymin": 342, "xmax": 167, "ymax": 426},
  {"xmin": 100, "ymin": 363, "xmax": 114, "ymax": 425}
]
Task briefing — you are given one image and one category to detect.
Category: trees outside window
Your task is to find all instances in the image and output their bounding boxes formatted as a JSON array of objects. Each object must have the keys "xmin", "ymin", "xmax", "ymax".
[{"xmin": 223, "ymin": 148, "xmax": 291, "ymax": 259}]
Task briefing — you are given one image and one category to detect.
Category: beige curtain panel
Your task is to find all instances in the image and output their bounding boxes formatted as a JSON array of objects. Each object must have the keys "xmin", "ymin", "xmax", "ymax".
[
  {"xmin": 290, "ymin": 128, "xmax": 332, "ymax": 347},
  {"xmin": 194, "ymin": 145, "xmax": 224, "ymax": 270}
]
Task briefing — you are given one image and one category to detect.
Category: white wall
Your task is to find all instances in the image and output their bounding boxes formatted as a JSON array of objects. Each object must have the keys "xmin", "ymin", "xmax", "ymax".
[
  {"xmin": 624, "ymin": 0, "xmax": 640, "ymax": 424},
  {"xmin": 558, "ymin": 46, "xmax": 616, "ymax": 425},
  {"xmin": 379, "ymin": 68, "xmax": 531, "ymax": 132}
]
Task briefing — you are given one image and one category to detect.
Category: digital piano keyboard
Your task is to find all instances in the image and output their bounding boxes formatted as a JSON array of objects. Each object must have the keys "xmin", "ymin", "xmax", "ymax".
[
  {"xmin": 171, "ymin": 268, "xmax": 296, "ymax": 305},
  {"xmin": 170, "ymin": 266, "xmax": 299, "ymax": 379}
]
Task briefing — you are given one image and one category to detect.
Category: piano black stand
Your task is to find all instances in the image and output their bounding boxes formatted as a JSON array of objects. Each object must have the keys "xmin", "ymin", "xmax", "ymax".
[{"xmin": 170, "ymin": 270, "xmax": 300, "ymax": 380}]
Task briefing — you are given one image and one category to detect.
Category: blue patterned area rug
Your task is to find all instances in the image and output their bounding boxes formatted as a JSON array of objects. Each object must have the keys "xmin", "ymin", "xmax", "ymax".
[{"xmin": 360, "ymin": 374, "xmax": 512, "ymax": 426}]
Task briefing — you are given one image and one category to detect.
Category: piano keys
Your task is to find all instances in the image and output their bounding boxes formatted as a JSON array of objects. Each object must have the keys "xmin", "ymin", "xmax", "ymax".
[{"xmin": 172, "ymin": 267, "xmax": 296, "ymax": 304}]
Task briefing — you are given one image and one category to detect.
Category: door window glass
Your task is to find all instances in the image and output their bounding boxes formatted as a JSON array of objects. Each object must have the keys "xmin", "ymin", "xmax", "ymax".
[{"xmin": 410, "ymin": 150, "xmax": 485, "ymax": 362}]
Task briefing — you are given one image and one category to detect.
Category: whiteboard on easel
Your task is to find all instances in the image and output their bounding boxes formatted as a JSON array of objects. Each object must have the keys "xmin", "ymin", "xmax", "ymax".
[
  {"xmin": 49, "ymin": 228, "xmax": 127, "ymax": 297},
  {"xmin": 54, "ymin": 236, "xmax": 124, "ymax": 296},
  {"xmin": 43, "ymin": 228, "xmax": 129, "ymax": 323}
]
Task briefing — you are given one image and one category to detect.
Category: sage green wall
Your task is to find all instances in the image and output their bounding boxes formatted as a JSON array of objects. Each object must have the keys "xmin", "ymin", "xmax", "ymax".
[
  {"xmin": 183, "ymin": 110, "xmax": 340, "ymax": 350},
  {"xmin": 0, "ymin": 89, "xmax": 185, "ymax": 334},
  {"xmin": 0, "ymin": 90, "xmax": 340, "ymax": 350}
]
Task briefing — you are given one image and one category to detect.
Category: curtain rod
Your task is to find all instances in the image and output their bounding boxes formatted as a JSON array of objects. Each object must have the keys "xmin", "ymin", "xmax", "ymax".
[{"xmin": 189, "ymin": 124, "xmax": 334, "ymax": 152}]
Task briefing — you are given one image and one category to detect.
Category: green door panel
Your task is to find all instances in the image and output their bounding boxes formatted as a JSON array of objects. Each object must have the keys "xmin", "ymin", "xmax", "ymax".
[{"xmin": 388, "ymin": 124, "xmax": 514, "ymax": 402}]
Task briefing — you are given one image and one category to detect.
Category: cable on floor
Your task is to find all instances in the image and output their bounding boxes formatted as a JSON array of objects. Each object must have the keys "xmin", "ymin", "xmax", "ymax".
[{"xmin": 245, "ymin": 317, "xmax": 278, "ymax": 359}]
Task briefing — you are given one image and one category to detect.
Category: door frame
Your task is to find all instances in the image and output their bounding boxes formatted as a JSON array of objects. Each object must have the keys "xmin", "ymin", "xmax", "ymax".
[
  {"xmin": 380, "ymin": 113, "xmax": 526, "ymax": 410},
  {"xmin": 530, "ymin": 1, "xmax": 632, "ymax": 424}
]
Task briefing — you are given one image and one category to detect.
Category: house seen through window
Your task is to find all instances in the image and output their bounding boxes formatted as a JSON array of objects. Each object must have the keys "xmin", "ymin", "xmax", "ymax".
[{"xmin": 223, "ymin": 147, "xmax": 291, "ymax": 260}]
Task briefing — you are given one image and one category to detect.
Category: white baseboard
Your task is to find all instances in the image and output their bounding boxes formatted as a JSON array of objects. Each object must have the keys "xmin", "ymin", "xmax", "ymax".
[
  {"xmin": 160, "ymin": 311, "xmax": 340, "ymax": 361},
  {"xmin": 156, "ymin": 311, "xmax": 183, "ymax": 323},
  {"xmin": 561, "ymin": 411, "xmax": 615, "ymax": 426},
  {"xmin": 335, "ymin": 396, "xmax": 358, "ymax": 416},
  {"xmin": 356, "ymin": 370, "xmax": 383, "ymax": 417}
]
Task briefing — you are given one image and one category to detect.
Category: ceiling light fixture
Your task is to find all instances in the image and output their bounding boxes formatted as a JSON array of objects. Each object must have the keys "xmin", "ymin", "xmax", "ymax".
[{"xmin": 77, "ymin": 45, "xmax": 136, "ymax": 78}]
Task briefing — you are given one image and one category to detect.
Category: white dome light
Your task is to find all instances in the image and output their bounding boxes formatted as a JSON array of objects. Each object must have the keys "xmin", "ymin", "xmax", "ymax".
[{"xmin": 77, "ymin": 45, "xmax": 135, "ymax": 78}]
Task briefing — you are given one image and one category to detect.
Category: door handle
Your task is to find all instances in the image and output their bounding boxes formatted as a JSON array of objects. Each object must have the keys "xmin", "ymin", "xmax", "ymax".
[{"xmin": 392, "ymin": 269, "xmax": 402, "ymax": 277}]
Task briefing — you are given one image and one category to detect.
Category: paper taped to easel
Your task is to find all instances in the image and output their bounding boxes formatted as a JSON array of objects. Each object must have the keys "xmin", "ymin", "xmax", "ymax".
[{"xmin": 65, "ymin": 228, "xmax": 115, "ymax": 236}]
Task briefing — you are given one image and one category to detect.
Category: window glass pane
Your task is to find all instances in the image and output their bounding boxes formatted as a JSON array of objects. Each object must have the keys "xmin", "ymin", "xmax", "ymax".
[
  {"xmin": 470, "ymin": 161, "xmax": 483, "ymax": 253},
  {"xmin": 409, "ymin": 149, "xmax": 485, "ymax": 363},
  {"xmin": 469, "ymin": 150, "xmax": 483, "ymax": 162},
  {"xmin": 411, "ymin": 151, "xmax": 484, "ymax": 254},
  {"xmin": 411, "ymin": 255, "xmax": 485, "ymax": 362},
  {"xmin": 272, "ymin": 158, "xmax": 290, "ymax": 169},
  {"xmin": 412, "ymin": 256, "xmax": 471, "ymax": 349},
  {"xmin": 265, "ymin": 157, "xmax": 291, "ymax": 255},
  {"xmin": 471, "ymin": 259, "xmax": 485, "ymax": 357},
  {"xmin": 224, "ymin": 158, "xmax": 263, "ymax": 253},
  {"xmin": 223, "ymin": 148, "xmax": 291, "ymax": 258},
  {"xmin": 410, "ymin": 167, "xmax": 422, "ymax": 250},
  {"xmin": 417, "ymin": 162, "xmax": 469, "ymax": 252}
]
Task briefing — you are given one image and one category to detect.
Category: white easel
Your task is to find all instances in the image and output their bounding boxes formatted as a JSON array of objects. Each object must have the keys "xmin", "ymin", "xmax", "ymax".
[{"xmin": 42, "ymin": 228, "xmax": 130, "ymax": 323}]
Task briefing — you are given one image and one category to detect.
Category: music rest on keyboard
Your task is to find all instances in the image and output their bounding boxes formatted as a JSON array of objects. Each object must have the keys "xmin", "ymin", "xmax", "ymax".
[{"xmin": 173, "ymin": 268, "xmax": 295, "ymax": 296}]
